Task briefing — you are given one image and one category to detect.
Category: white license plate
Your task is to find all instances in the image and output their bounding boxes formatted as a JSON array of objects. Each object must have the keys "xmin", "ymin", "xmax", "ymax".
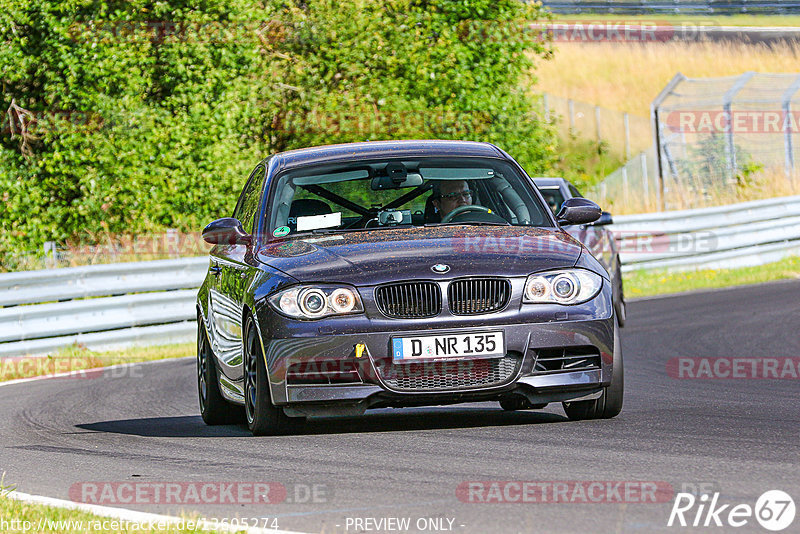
[{"xmin": 392, "ymin": 332, "xmax": 505, "ymax": 362}]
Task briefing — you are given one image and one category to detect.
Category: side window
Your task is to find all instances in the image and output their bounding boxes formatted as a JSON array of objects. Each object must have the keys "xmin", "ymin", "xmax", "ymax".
[
  {"xmin": 233, "ymin": 164, "xmax": 266, "ymax": 234},
  {"xmin": 568, "ymin": 184, "xmax": 583, "ymax": 198}
]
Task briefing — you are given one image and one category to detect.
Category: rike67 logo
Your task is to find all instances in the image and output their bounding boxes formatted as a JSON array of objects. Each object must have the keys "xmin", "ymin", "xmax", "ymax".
[{"xmin": 668, "ymin": 490, "xmax": 795, "ymax": 531}]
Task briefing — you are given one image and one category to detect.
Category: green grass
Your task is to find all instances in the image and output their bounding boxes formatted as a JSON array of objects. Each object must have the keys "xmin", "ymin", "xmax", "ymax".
[
  {"xmin": 0, "ymin": 493, "xmax": 232, "ymax": 533},
  {"xmin": 625, "ymin": 254, "xmax": 800, "ymax": 298},
  {"xmin": 0, "ymin": 343, "xmax": 193, "ymax": 382},
  {"xmin": 550, "ymin": 14, "xmax": 800, "ymax": 27}
]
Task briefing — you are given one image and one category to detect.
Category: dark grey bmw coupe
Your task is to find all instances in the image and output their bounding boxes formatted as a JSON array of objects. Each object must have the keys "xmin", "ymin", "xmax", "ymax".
[{"xmin": 197, "ymin": 140, "xmax": 623, "ymax": 435}]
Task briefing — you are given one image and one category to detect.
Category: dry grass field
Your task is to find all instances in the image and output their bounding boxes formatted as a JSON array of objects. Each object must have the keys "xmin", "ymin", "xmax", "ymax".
[{"xmin": 533, "ymin": 41, "xmax": 800, "ymax": 117}]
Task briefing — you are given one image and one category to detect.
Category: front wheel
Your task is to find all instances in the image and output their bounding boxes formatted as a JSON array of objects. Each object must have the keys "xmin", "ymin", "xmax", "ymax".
[
  {"xmin": 614, "ymin": 259, "xmax": 627, "ymax": 327},
  {"xmin": 243, "ymin": 315, "xmax": 298, "ymax": 436},
  {"xmin": 563, "ymin": 318, "xmax": 624, "ymax": 420},
  {"xmin": 197, "ymin": 321, "xmax": 244, "ymax": 425}
]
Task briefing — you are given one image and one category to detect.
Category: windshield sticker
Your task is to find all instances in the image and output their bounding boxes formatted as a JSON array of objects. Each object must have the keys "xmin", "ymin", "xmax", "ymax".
[
  {"xmin": 296, "ymin": 212, "xmax": 342, "ymax": 232},
  {"xmin": 272, "ymin": 226, "xmax": 291, "ymax": 238}
]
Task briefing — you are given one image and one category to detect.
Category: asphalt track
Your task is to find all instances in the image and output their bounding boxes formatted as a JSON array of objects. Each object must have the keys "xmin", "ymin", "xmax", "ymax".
[{"xmin": 1, "ymin": 280, "xmax": 799, "ymax": 533}]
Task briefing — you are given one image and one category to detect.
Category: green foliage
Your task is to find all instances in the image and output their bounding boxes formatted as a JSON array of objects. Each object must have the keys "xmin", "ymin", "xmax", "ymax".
[
  {"xmin": 549, "ymin": 134, "xmax": 624, "ymax": 192},
  {"xmin": 0, "ymin": 0, "xmax": 556, "ymax": 265},
  {"xmin": 679, "ymin": 133, "xmax": 763, "ymax": 189}
]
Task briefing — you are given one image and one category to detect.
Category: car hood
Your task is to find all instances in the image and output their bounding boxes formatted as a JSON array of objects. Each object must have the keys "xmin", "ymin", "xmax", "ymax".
[{"xmin": 256, "ymin": 226, "xmax": 583, "ymax": 286}]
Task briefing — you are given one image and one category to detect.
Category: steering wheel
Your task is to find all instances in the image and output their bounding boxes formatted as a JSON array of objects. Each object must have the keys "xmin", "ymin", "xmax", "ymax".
[{"xmin": 440, "ymin": 204, "xmax": 492, "ymax": 223}]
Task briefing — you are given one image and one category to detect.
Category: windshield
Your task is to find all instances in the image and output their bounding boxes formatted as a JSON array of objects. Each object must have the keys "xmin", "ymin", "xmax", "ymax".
[
  {"xmin": 266, "ymin": 157, "xmax": 553, "ymax": 237},
  {"xmin": 537, "ymin": 185, "xmax": 566, "ymax": 216}
]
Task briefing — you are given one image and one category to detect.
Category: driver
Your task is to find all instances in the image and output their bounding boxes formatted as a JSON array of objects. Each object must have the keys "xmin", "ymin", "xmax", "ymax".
[{"xmin": 432, "ymin": 180, "xmax": 473, "ymax": 219}]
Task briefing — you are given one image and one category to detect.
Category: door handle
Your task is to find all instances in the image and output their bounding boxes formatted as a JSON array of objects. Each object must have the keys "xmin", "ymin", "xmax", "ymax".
[{"xmin": 210, "ymin": 264, "xmax": 222, "ymax": 276}]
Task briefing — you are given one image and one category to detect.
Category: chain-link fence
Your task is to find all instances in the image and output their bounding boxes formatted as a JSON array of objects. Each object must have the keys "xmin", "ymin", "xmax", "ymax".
[
  {"xmin": 653, "ymin": 72, "xmax": 800, "ymax": 210},
  {"xmin": 586, "ymin": 145, "xmax": 660, "ymax": 214},
  {"xmin": 542, "ymin": 93, "xmax": 651, "ymax": 160}
]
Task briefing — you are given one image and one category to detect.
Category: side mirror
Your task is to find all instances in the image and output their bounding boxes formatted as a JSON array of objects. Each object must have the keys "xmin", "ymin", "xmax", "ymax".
[
  {"xmin": 591, "ymin": 211, "xmax": 614, "ymax": 226},
  {"xmin": 202, "ymin": 218, "xmax": 251, "ymax": 245},
  {"xmin": 556, "ymin": 198, "xmax": 602, "ymax": 226}
]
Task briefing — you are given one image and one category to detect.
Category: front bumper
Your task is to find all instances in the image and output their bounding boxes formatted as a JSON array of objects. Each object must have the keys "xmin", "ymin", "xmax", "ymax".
[
  {"xmin": 244, "ymin": 281, "xmax": 615, "ymax": 416},
  {"xmin": 257, "ymin": 320, "xmax": 613, "ymax": 416}
]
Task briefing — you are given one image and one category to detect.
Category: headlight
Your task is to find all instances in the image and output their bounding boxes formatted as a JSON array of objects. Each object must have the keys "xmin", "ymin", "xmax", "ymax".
[
  {"xmin": 523, "ymin": 269, "xmax": 602, "ymax": 305},
  {"xmin": 268, "ymin": 285, "xmax": 364, "ymax": 319}
]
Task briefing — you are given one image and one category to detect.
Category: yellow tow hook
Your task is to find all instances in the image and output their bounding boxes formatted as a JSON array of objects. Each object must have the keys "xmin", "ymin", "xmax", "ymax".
[{"xmin": 354, "ymin": 343, "xmax": 366, "ymax": 359}]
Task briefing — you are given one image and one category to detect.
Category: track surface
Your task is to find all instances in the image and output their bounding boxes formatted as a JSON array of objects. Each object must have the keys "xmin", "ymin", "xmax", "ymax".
[{"xmin": 2, "ymin": 280, "xmax": 799, "ymax": 533}]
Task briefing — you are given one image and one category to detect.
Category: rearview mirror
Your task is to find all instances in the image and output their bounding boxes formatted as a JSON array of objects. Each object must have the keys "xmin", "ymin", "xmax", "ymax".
[
  {"xmin": 202, "ymin": 218, "xmax": 251, "ymax": 245},
  {"xmin": 371, "ymin": 173, "xmax": 424, "ymax": 190},
  {"xmin": 556, "ymin": 198, "xmax": 602, "ymax": 226}
]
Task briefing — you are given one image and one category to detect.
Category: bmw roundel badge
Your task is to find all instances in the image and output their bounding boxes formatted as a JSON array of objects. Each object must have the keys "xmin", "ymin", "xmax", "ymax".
[{"xmin": 431, "ymin": 264, "xmax": 450, "ymax": 274}]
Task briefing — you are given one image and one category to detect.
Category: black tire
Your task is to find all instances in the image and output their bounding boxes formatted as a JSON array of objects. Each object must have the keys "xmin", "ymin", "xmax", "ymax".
[
  {"xmin": 197, "ymin": 321, "xmax": 244, "ymax": 425},
  {"xmin": 243, "ymin": 315, "xmax": 298, "ymax": 436},
  {"xmin": 499, "ymin": 397, "xmax": 548, "ymax": 411},
  {"xmin": 614, "ymin": 259, "xmax": 627, "ymax": 327},
  {"xmin": 563, "ymin": 318, "xmax": 624, "ymax": 421},
  {"xmin": 500, "ymin": 396, "xmax": 527, "ymax": 411}
]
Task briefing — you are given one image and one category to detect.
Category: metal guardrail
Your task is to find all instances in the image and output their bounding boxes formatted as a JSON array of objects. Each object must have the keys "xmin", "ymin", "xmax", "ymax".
[
  {"xmin": 0, "ymin": 258, "xmax": 207, "ymax": 358},
  {"xmin": 2, "ymin": 197, "xmax": 799, "ymax": 357},
  {"xmin": 0, "ymin": 257, "xmax": 208, "ymax": 306},
  {"xmin": 610, "ymin": 195, "xmax": 800, "ymax": 271},
  {"xmin": 542, "ymin": 1, "xmax": 800, "ymax": 14}
]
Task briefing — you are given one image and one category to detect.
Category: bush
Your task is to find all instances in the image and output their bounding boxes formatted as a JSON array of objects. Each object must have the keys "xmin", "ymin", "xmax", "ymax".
[{"xmin": 0, "ymin": 0, "xmax": 556, "ymax": 266}]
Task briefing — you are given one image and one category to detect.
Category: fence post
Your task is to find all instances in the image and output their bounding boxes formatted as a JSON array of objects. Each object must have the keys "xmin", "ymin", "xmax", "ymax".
[
  {"xmin": 622, "ymin": 166, "xmax": 629, "ymax": 206},
  {"xmin": 624, "ymin": 112, "xmax": 631, "ymax": 160},
  {"xmin": 543, "ymin": 93, "xmax": 550, "ymax": 123},
  {"xmin": 166, "ymin": 228, "xmax": 179, "ymax": 257},
  {"xmin": 641, "ymin": 151, "xmax": 649, "ymax": 201},
  {"xmin": 44, "ymin": 241, "xmax": 57, "ymax": 269},
  {"xmin": 781, "ymin": 75, "xmax": 800, "ymax": 182},
  {"xmin": 568, "ymin": 99, "xmax": 575, "ymax": 132},
  {"xmin": 651, "ymin": 73, "xmax": 687, "ymax": 212},
  {"xmin": 595, "ymin": 105, "xmax": 602, "ymax": 143},
  {"xmin": 722, "ymin": 72, "xmax": 755, "ymax": 183}
]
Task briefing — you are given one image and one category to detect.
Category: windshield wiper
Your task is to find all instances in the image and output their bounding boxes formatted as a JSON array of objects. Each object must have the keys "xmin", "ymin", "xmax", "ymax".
[
  {"xmin": 311, "ymin": 226, "xmax": 410, "ymax": 234},
  {"xmin": 427, "ymin": 221, "xmax": 511, "ymax": 227}
]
